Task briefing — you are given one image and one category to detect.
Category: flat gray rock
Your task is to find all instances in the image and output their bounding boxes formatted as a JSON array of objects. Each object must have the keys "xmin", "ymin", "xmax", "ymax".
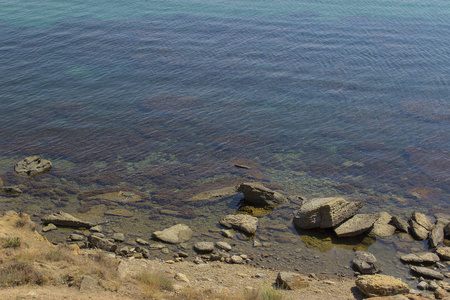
[
  {"xmin": 194, "ymin": 242, "xmax": 214, "ymax": 253},
  {"xmin": 436, "ymin": 247, "xmax": 450, "ymax": 261},
  {"xmin": 215, "ymin": 241, "xmax": 232, "ymax": 251},
  {"xmin": 392, "ymin": 216, "xmax": 409, "ymax": 232},
  {"xmin": 236, "ymin": 182, "xmax": 287, "ymax": 207},
  {"xmin": 152, "ymin": 224, "xmax": 193, "ymax": 244},
  {"xmin": 430, "ymin": 222, "xmax": 445, "ymax": 248},
  {"xmin": 220, "ymin": 214, "xmax": 258, "ymax": 234},
  {"xmin": 293, "ymin": 197, "xmax": 362, "ymax": 229},
  {"xmin": 410, "ymin": 266, "xmax": 444, "ymax": 280},
  {"xmin": 334, "ymin": 214, "xmax": 378, "ymax": 237},
  {"xmin": 14, "ymin": 156, "xmax": 52, "ymax": 176},
  {"xmin": 41, "ymin": 211, "xmax": 97, "ymax": 229},
  {"xmin": 400, "ymin": 252, "xmax": 440, "ymax": 264}
]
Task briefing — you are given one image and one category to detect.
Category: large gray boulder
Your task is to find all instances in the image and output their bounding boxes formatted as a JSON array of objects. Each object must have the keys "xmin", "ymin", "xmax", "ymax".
[
  {"xmin": 152, "ymin": 224, "xmax": 193, "ymax": 244},
  {"xmin": 352, "ymin": 251, "xmax": 381, "ymax": 274},
  {"xmin": 293, "ymin": 197, "xmax": 362, "ymax": 229},
  {"xmin": 334, "ymin": 214, "xmax": 378, "ymax": 237},
  {"xmin": 237, "ymin": 182, "xmax": 287, "ymax": 207},
  {"xmin": 14, "ymin": 156, "xmax": 52, "ymax": 176},
  {"xmin": 355, "ymin": 274, "xmax": 409, "ymax": 297},
  {"xmin": 220, "ymin": 214, "xmax": 258, "ymax": 234}
]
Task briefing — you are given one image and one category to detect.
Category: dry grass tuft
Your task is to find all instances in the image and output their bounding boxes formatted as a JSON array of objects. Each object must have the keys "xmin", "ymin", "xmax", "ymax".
[
  {"xmin": 135, "ymin": 271, "xmax": 174, "ymax": 298},
  {"xmin": 0, "ymin": 261, "xmax": 47, "ymax": 287},
  {"xmin": 0, "ymin": 236, "xmax": 21, "ymax": 249},
  {"xmin": 244, "ymin": 285, "xmax": 284, "ymax": 300}
]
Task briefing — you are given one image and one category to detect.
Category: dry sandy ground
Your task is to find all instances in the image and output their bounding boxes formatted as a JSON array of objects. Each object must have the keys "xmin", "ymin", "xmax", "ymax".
[{"xmin": 0, "ymin": 210, "xmax": 363, "ymax": 300}]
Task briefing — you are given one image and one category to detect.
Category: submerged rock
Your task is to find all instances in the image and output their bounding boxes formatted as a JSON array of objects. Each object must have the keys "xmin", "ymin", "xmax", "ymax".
[
  {"xmin": 41, "ymin": 211, "xmax": 97, "ymax": 228},
  {"xmin": 293, "ymin": 197, "xmax": 362, "ymax": 229},
  {"xmin": 14, "ymin": 156, "xmax": 52, "ymax": 176},
  {"xmin": 334, "ymin": 214, "xmax": 378, "ymax": 237},
  {"xmin": 400, "ymin": 252, "xmax": 440, "ymax": 264},
  {"xmin": 152, "ymin": 224, "xmax": 193, "ymax": 244},
  {"xmin": 236, "ymin": 182, "xmax": 287, "ymax": 207},
  {"xmin": 219, "ymin": 214, "xmax": 258, "ymax": 234},
  {"xmin": 352, "ymin": 251, "xmax": 381, "ymax": 274},
  {"xmin": 87, "ymin": 191, "xmax": 142, "ymax": 204},
  {"xmin": 184, "ymin": 186, "xmax": 237, "ymax": 203},
  {"xmin": 0, "ymin": 186, "xmax": 22, "ymax": 197},
  {"xmin": 355, "ymin": 274, "xmax": 409, "ymax": 297}
]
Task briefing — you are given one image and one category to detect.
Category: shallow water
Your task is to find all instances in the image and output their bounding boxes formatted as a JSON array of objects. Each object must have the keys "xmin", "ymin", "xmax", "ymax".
[{"xmin": 0, "ymin": 0, "xmax": 449, "ymax": 281}]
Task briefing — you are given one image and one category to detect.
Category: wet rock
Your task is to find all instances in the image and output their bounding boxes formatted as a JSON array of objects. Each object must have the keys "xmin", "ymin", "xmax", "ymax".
[
  {"xmin": 392, "ymin": 216, "xmax": 409, "ymax": 233},
  {"xmin": 410, "ymin": 266, "xmax": 444, "ymax": 280},
  {"xmin": 42, "ymin": 223, "xmax": 57, "ymax": 232},
  {"xmin": 430, "ymin": 222, "xmax": 446, "ymax": 248},
  {"xmin": 215, "ymin": 241, "xmax": 232, "ymax": 251},
  {"xmin": 352, "ymin": 251, "xmax": 381, "ymax": 274},
  {"xmin": 401, "ymin": 100, "xmax": 450, "ymax": 122},
  {"xmin": 334, "ymin": 214, "xmax": 378, "ymax": 237},
  {"xmin": 90, "ymin": 225, "xmax": 102, "ymax": 232},
  {"xmin": 104, "ymin": 208, "xmax": 134, "ymax": 218},
  {"xmin": 417, "ymin": 281, "xmax": 428, "ymax": 290},
  {"xmin": 400, "ymin": 252, "xmax": 440, "ymax": 264},
  {"xmin": 194, "ymin": 242, "xmax": 214, "ymax": 253},
  {"xmin": 293, "ymin": 197, "xmax": 362, "ymax": 229},
  {"xmin": 221, "ymin": 229, "xmax": 234, "ymax": 239},
  {"xmin": 370, "ymin": 212, "xmax": 396, "ymax": 238},
  {"xmin": 87, "ymin": 191, "xmax": 142, "ymax": 204},
  {"xmin": 436, "ymin": 247, "xmax": 450, "ymax": 261},
  {"xmin": 410, "ymin": 212, "xmax": 434, "ymax": 241},
  {"xmin": 231, "ymin": 255, "xmax": 244, "ymax": 264},
  {"xmin": 149, "ymin": 243, "xmax": 165, "ymax": 249},
  {"xmin": 136, "ymin": 238, "xmax": 149, "ymax": 245},
  {"xmin": 113, "ymin": 233, "xmax": 125, "ymax": 243},
  {"xmin": 220, "ymin": 214, "xmax": 258, "ymax": 234},
  {"xmin": 0, "ymin": 186, "xmax": 22, "ymax": 197},
  {"xmin": 355, "ymin": 274, "xmax": 409, "ymax": 297},
  {"xmin": 275, "ymin": 272, "xmax": 309, "ymax": 290},
  {"xmin": 14, "ymin": 156, "xmax": 52, "ymax": 176},
  {"xmin": 88, "ymin": 235, "xmax": 117, "ymax": 252},
  {"xmin": 236, "ymin": 182, "xmax": 287, "ymax": 207},
  {"xmin": 152, "ymin": 224, "xmax": 193, "ymax": 244},
  {"xmin": 429, "ymin": 280, "xmax": 440, "ymax": 291},
  {"xmin": 69, "ymin": 234, "xmax": 84, "ymax": 241},
  {"xmin": 42, "ymin": 211, "xmax": 97, "ymax": 228},
  {"xmin": 184, "ymin": 186, "xmax": 237, "ymax": 203}
]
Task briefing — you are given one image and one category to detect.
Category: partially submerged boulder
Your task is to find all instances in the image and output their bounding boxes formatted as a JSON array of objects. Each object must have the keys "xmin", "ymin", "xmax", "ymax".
[
  {"xmin": 334, "ymin": 214, "xmax": 378, "ymax": 237},
  {"xmin": 152, "ymin": 224, "xmax": 193, "ymax": 244},
  {"xmin": 41, "ymin": 211, "xmax": 97, "ymax": 228},
  {"xmin": 220, "ymin": 214, "xmax": 258, "ymax": 234},
  {"xmin": 355, "ymin": 274, "xmax": 409, "ymax": 297},
  {"xmin": 236, "ymin": 182, "xmax": 287, "ymax": 207},
  {"xmin": 14, "ymin": 156, "xmax": 52, "ymax": 176},
  {"xmin": 353, "ymin": 251, "xmax": 381, "ymax": 274},
  {"xmin": 293, "ymin": 197, "xmax": 362, "ymax": 229}
]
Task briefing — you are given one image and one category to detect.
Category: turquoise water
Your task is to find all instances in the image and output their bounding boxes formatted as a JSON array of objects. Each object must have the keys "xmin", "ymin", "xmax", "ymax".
[{"xmin": 0, "ymin": 0, "xmax": 449, "ymax": 278}]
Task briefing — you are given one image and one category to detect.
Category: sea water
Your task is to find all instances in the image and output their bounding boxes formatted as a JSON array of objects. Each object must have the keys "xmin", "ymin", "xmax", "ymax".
[{"xmin": 0, "ymin": 0, "xmax": 449, "ymax": 279}]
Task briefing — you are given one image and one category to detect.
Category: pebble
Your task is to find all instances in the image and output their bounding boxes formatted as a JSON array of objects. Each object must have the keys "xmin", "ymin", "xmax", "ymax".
[
  {"xmin": 231, "ymin": 255, "xmax": 244, "ymax": 264},
  {"xmin": 90, "ymin": 225, "xmax": 102, "ymax": 232},
  {"xmin": 136, "ymin": 238, "xmax": 149, "ymax": 245},
  {"xmin": 178, "ymin": 251, "xmax": 189, "ymax": 258},
  {"xmin": 221, "ymin": 230, "xmax": 234, "ymax": 239},
  {"xmin": 215, "ymin": 241, "xmax": 232, "ymax": 251},
  {"xmin": 165, "ymin": 260, "xmax": 175, "ymax": 264},
  {"xmin": 69, "ymin": 234, "xmax": 84, "ymax": 241},
  {"xmin": 42, "ymin": 223, "xmax": 57, "ymax": 232},
  {"xmin": 175, "ymin": 273, "xmax": 189, "ymax": 283},
  {"xmin": 113, "ymin": 233, "xmax": 125, "ymax": 242},
  {"xmin": 161, "ymin": 248, "xmax": 170, "ymax": 254}
]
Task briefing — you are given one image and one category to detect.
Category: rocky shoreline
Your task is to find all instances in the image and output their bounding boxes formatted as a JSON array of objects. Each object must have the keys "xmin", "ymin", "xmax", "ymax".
[{"xmin": 2, "ymin": 156, "xmax": 450, "ymax": 299}]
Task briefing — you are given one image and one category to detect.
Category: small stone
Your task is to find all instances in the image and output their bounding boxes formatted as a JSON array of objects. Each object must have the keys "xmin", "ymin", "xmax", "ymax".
[
  {"xmin": 70, "ymin": 233, "xmax": 84, "ymax": 241},
  {"xmin": 42, "ymin": 223, "xmax": 57, "ymax": 232},
  {"xmin": 240, "ymin": 254, "xmax": 248, "ymax": 260},
  {"xmin": 161, "ymin": 248, "xmax": 170, "ymax": 254},
  {"xmin": 194, "ymin": 242, "xmax": 214, "ymax": 253},
  {"xmin": 149, "ymin": 243, "xmax": 165, "ymax": 249},
  {"xmin": 193, "ymin": 257, "xmax": 204, "ymax": 264},
  {"xmin": 231, "ymin": 255, "xmax": 244, "ymax": 264},
  {"xmin": 215, "ymin": 241, "xmax": 232, "ymax": 251},
  {"xmin": 90, "ymin": 225, "xmax": 102, "ymax": 232},
  {"xmin": 112, "ymin": 233, "xmax": 125, "ymax": 242},
  {"xmin": 136, "ymin": 238, "xmax": 149, "ymax": 245},
  {"xmin": 435, "ymin": 287, "xmax": 447, "ymax": 299},
  {"xmin": 178, "ymin": 251, "xmax": 189, "ymax": 258},
  {"xmin": 165, "ymin": 260, "xmax": 175, "ymax": 264},
  {"xmin": 418, "ymin": 281, "xmax": 428, "ymax": 290},
  {"xmin": 175, "ymin": 273, "xmax": 189, "ymax": 283},
  {"xmin": 429, "ymin": 280, "xmax": 440, "ymax": 291},
  {"xmin": 221, "ymin": 230, "xmax": 234, "ymax": 239},
  {"xmin": 0, "ymin": 186, "xmax": 22, "ymax": 197},
  {"xmin": 411, "ymin": 266, "xmax": 444, "ymax": 280},
  {"xmin": 253, "ymin": 239, "xmax": 262, "ymax": 247}
]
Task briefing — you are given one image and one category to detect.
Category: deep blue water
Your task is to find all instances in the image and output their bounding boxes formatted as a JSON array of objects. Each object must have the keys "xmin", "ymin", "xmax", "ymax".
[{"xmin": 0, "ymin": 0, "xmax": 449, "ymax": 275}]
